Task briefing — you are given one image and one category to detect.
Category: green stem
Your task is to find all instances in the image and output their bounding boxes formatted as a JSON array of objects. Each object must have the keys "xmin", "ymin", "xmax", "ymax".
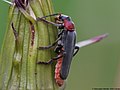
[{"xmin": 0, "ymin": 0, "xmax": 61, "ymax": 90}]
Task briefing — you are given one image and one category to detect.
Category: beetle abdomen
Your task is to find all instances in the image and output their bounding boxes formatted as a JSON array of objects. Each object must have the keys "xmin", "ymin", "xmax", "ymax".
[
  {"xmin": 60, "ymin": 31, "xmax": 76, "ymax": 80},
  {"xmin": 55, "ymin": 55, "xmax": 64, "ymax": 86}
]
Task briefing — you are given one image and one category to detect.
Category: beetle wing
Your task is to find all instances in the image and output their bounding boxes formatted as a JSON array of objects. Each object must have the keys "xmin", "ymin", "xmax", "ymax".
[{"xmin": 60, "ymin": 31, "xmax": 76, "ymax": 80}]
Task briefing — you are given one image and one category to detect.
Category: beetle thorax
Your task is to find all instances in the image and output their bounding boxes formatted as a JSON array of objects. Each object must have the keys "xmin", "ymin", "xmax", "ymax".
[{"xmin": 64, "ymin": 19, "xmax": 75, "ymax": 31}]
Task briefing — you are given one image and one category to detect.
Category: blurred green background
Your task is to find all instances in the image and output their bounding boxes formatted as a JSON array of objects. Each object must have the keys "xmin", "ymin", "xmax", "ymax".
[{"xmin": 0, "ymin": 0, "xmax": 120, "ymax": 90}]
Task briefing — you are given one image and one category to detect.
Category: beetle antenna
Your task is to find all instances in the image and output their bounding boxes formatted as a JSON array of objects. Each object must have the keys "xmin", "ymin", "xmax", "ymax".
[{"xmin": 40, "ymin": 13, "xmax": 62, "ymax": 18}]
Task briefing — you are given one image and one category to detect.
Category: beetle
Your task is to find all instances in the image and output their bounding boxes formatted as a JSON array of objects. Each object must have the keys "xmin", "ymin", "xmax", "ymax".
[{"xmin": 37, "ymin": 13, "xmax": 79, "ymax": 86}]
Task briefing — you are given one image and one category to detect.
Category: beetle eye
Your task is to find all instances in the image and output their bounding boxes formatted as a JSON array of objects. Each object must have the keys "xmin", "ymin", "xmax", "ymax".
[
  {"xmin": 59, "ymin": 16, "xmax": 62, "ymax": 19},
  {"xmin": 66, "ymin": 17, "xmax": 71, "ymax": 21}
]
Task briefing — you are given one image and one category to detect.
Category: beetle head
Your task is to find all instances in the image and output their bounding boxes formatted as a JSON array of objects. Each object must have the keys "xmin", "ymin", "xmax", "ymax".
[{"xmin": 55, "ymin": 14, "xmax": 71, "ymax": 24}]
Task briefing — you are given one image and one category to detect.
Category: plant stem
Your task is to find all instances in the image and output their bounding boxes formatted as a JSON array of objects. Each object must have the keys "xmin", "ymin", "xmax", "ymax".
[
  {"xmin": 0, "ymin": 0, "xmax": 60, "ymax": 90},
  {"xmin": 0, "ymin": 0, "xmax": 108, "ymax": 90}
]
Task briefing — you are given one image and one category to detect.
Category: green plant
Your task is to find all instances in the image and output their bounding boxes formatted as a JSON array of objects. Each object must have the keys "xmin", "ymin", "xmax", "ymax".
[
  {"xmin": 0, "ymin": 0, "xmax": 108, "ymax": 90},
  {"xmin": 0, "ymin": 0, "xmax": 59, "ymax": 89}
]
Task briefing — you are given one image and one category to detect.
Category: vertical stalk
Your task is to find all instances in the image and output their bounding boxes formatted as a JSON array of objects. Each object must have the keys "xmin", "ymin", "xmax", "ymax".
[
  {"xmin": 0, "ymin": 0, "xmax": 108, "ymax": 89},
  {"xmin": 0, "ymin": 0, "xmax": 60, "ymax": 90}
]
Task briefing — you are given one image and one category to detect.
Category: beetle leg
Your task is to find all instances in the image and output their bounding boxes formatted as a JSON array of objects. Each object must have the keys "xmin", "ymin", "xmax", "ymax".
[
  {"xmin": 54, "ymin": 44, "xmax": 63, "ymax": 54},
  {"xmin": 58, "ymin": 30, "xmax": 64, "ymax": 37},
  {"xmin": 38, "ymin": 35, "xmax": 62, "ymax": 50},
  {"xmin": 39, "ymin": 13, "xmax": 60, "ymax": 18},
  {"xmin": 36, "ymin": 17, "xmax": 63, "ymax": 27},
  {"xmin": 38, "ymin": 43, "xmax": 56, "ymax": 50},
  {"xmin": 37, "ymin": 51, "xmax": 66, "ymax": 65},
  {"xmin": 54, "ymin": 39, "xmax": 64, "ymax": 54},
  {"xmin": 73, "ymin": 46, "xmax": 79, "ymax": 56},
  {"xmin": 37, "ymin": 55, "xmax": 63, "ymax": 64}
]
